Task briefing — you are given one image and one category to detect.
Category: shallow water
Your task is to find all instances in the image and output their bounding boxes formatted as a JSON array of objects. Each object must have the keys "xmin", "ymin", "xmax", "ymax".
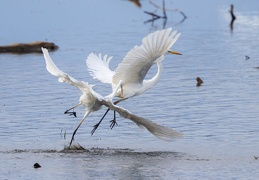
[{"xmin": 1, "ymin": 0, "xmax": 259, "ymax": 179}]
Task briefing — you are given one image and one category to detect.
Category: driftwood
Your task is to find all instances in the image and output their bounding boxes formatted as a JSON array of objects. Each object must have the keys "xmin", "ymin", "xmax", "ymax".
[{"xmin": 0, "ymin": 41, "xmax": 58, "ymax": 54}]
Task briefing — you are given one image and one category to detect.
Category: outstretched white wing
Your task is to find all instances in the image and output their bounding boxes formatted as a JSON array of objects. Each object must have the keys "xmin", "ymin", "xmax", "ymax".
[
  {"xmin": 86, "ymin": 53, "xmax": 115, "ymax": 84},
  {"xmin": 42, "ymin": 47, "xmax": 93, "ymax": 94},
  {"xmin": 101, "ymin": 100, "xmax": 183, "ymax": 141},
  {"xmin": 113, "ymin": 28, "xmax": 180, "ymax": 86},
  {"xmin": 42, "ymin": 47, "xmax": 182, "ymax": 140}
]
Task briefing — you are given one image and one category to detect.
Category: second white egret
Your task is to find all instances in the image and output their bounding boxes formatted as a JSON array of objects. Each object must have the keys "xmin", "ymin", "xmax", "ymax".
[{"xmin": 86, "ymin": 28, "xmax": 181, "ymax": 133}]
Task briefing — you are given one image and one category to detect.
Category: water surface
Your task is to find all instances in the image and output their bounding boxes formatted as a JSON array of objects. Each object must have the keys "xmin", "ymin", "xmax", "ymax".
[{"xmin": 1, "ymin": 0, "xmax": 259, "ymax": 179}]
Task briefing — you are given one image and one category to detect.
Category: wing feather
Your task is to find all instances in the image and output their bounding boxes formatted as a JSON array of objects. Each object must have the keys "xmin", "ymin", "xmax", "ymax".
[
  {"xmin": 86, "ymin": 53, "xmax": 115, "ymax": 84},
  {"xmin": 113, "ymin": 28, "xmax": 180, "ymax": 86},
  {"xmin": 101, "ymin": 100, "xmax": 183, "ymax": 141},
  {"xmin": 42, "ymin": 47, "xmax": 93, "ymax": 93}
]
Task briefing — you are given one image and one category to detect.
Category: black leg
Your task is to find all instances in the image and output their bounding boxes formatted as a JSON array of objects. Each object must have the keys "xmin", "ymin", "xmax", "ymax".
[
  {"xmin": 68, "ymin": 111, "xmax": 89, "ymax": 149},
  {"xmin": 69, "ymin": 125, "xmax": 80, "ymax": 148},
  {"xmin": 91, "ymin": 108, "xmax": 110, "ymax": 135},
  {"xmin": 90, "ymin": 98, "xmax": 128, "ymax": 135},
  {"xmin": 108, "ymin": 98, "xmax": 128, "ymax": 129}
]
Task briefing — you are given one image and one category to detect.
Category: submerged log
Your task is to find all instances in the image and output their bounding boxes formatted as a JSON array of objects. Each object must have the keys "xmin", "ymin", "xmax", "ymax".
[{"xmin": 0, "ymin": 41, "xmax": 58, "ymax": 54}]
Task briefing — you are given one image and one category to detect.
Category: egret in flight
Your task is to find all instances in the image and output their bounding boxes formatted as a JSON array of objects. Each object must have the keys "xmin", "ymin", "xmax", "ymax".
[
  {"xmin": 86, "ymin": 28, "xmax": 181, "ymax": 133},
  {"xmin": 42, "ymin": 48, "xmax": 182, "ymax": 147}
]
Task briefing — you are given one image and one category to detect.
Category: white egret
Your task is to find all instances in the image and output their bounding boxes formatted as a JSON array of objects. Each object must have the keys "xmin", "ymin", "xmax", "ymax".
[
  {"xmin": 86, "ymin": 28, "xmax": 181, "ymax": 133},
  {"xmin": 42, "ymin": 48, "xmax": 182, "ymax": 147}
]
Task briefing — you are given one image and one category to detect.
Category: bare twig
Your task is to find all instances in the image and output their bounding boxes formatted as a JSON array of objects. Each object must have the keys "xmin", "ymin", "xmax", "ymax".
[
  {"xmin": 144, "ymin": 0, "xmax": 187, "ymax": 28},
  {"xmin": 162, "ymin": 0, "xmax": 167, "ymax": 19},
  {"xmin": 149, "ymin": 0, "xmax": 187, "ymax": 19},
  {"xmin": 144, "ymin": 0, "xmax": 168, "ymax": 28},
  {"xmin": 149, "ymin": 0, "xmax": 160, "ymax": 9},
  {"xmin": 144, "ymin": 11, "xmax": 161, "ymax": 18}
]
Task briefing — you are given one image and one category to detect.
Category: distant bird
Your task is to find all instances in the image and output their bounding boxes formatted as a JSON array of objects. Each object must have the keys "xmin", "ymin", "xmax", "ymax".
[
  {"xmin": 86, "ymin": 28, "xmax": 181, "ymax": 134},
  {"xmin": 42, "ymin": 48, "xmax": 182, "ymax": 147}
]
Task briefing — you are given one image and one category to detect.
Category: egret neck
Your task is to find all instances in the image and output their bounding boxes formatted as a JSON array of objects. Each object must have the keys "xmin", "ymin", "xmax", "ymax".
[{"xmin": 139, "ymin": 61, "xmax": 163, "ymax": 95}]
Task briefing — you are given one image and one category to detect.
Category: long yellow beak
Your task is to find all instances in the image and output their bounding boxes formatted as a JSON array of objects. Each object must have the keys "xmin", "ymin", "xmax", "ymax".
[{"xmin": 168, "ymin": 50, "xmax": 182, "ymax": 55}]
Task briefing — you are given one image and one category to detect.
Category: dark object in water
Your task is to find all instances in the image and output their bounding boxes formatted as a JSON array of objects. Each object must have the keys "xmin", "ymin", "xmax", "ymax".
[
  {"xmin": 229, "ymin": 4, "xmax": 236, "ymax": 32},
  {"xmin": 0, "ymin": 41, "xmax": 58, "ymax": 54},
  {"xmin": 196, "ymin": 77, "xmax": 203, "ymax": 86},
  {"xmin": 245, "ymin": 55, "xmax": 250, "ymax": 60},
  {"xmin": 33, "ymin": 163, "xmax": 41, "ymax": 168}
]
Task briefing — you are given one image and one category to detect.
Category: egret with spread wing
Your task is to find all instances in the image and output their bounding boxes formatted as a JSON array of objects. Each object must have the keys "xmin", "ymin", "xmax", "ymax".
[
  {"xmin": 86, "ymin": 28, "xmax": 181, "ymax": 133},
  {"xmin": 42, "ymin": 47, "xmax": 108, "ymax": 148},
  {"xmin": 42, "ymin": 48, "xmax": 182, "ymax": 147}
]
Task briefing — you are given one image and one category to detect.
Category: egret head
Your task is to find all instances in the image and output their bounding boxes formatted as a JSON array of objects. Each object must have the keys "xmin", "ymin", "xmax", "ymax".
[{"xmin": 155, "ymin": 50, "xmax": 182, "ymax": 63}]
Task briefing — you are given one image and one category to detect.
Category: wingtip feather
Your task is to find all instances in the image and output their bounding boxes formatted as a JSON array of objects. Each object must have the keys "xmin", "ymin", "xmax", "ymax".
[{"xmin": 86, "ymin": 52, "xmax": 114, "ymax": 84}]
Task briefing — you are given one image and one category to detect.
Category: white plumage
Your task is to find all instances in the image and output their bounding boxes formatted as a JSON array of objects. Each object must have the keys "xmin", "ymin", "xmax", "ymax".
[
  {"xmin": 87, "ymin": 53, "xmax": 114, "ymax": 84},
  {"xmin": 42, "ymin": 42, "xmax": 182, "ymax": 147},
  {"xmin": 86, "ymin": 28, "xmax": 181, "ymax": 133},
  {"xmin": 86, "ymin": 28, "xmax": 181, "ymax": 99}
]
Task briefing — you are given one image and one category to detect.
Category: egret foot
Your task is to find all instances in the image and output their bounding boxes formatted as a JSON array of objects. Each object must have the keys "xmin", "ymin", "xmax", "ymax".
[
  {"xmin": 110, "ymin": 119, "xmax": 117, "ymax": 129},
  {"xmin": 91, "ymin": 123, "xmax": 100, "ymax": 135},
  {"xmin": 64, "ymin": 104, "xmax": 81, "ymax": 117},
  {"xmin": 64, "ymin": 110, "xmax": 77, "ymax": 117},
  {"xmin": 109, "ymin": 111, "xmax": 117, "ymax": 129}
]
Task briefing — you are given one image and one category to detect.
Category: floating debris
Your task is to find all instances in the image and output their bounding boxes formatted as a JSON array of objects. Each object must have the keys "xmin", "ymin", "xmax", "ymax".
[
  {"xmin": 196, "ymin": 77, "xmax": 204, "ymax": 86},
  {"xmin": 0, "ymin": 41, "xmax": 58, "ymax": 54},
  {"xmin": 245, "ymin": 55, "xmax": 250, "ymax": 60},
  {"xmin": 33, "ymin": 163, "xmax": 41, "ymax": 168}
]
